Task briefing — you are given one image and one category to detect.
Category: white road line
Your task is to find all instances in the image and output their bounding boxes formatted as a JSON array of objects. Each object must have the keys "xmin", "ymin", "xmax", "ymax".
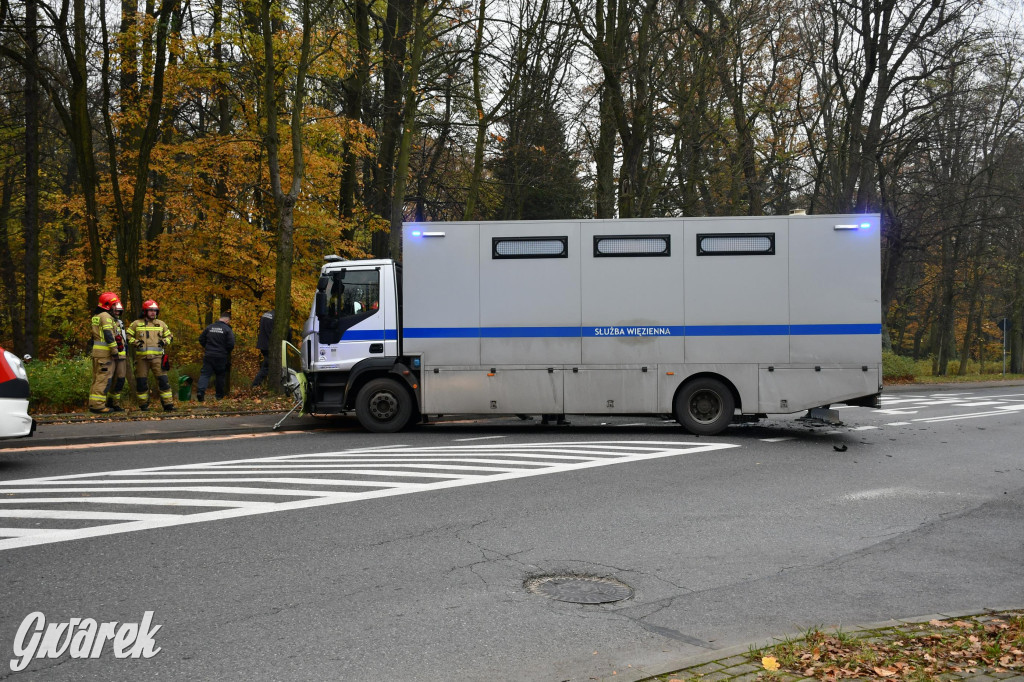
[
  {"xmin": 877, "ymin": 409, "xmax": 919, "ymax": 415},
  {"xmin": 0, "ymin": 497, "xmax": 276, "ymax": 508},
  {"xmin": 760, "ymin": 437, "xmax": 795, "ymax": 443},
  {"xmin": 886, "ymin": 422, "xmax": 912, "ymax": 426},
  {"xmin": 914, "ymin": 405, "xmax": 1024, "ymax": 423},
  {"xmin": 0, "ymin": 486, "xmax": 355, "ymax": 497},
  {"xmin": 0, "ymin": 528, "xmax": 80, "ymax": 537},
  {"xmin": 181, "ymin": 456, "xmax": 591, "ymax": 465},
  {"xmin": 100, "ymin": 469, "xmax": 474, "ymax": 479},
  {"xmin": 182, "ymin": 463, "xmax": 523, "ymax": 473},
  {"xmin": 454, "ymin": 436, "xmax": 507, "ymax": 441},
  {"xmin": 0, "ymin": 440, "xmax": 738, "ymax": 551},
  {"xmin": 851, "ymin": 426, "xmax": 879, "ymax": 431},
  {"xmin": 0, "ymin": 510, "xmax": 181, "ymax": 521},
  {"xmin": 0, "ymin": 478, "xmax": 413, "ymax": 488}
]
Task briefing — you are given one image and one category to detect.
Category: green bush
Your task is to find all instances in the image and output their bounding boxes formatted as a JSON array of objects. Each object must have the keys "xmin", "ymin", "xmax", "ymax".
[
  {"xmin": 25, "ymin": 353, "xmax": 91, "ymax": 412},
  {"xmin": 25, "ymin": 354, "xmax": 204, "ymax": 412},
  {"xmin": 882, "ymin": 351, "xmax": 918, "ymax": 381}
]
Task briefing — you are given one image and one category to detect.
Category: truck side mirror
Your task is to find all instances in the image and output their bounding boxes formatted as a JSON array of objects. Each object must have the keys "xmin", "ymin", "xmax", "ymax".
[{"xmin": 315, "ymin": 291, "xmax": 327, "ymax": 318}]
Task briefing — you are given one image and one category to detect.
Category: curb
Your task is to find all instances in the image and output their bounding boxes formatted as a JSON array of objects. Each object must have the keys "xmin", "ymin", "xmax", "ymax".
[
  {"xmin": 0, "ymin": 419, "xmax": 348, "ymax": 450},
  {"xmin": 883, "ymin": 379, "xmax": 1024, "ymax": 393},
  {"xmin": 0, "ymin": 420, "xmax": 343, "ymax": 450},
  {"xmin": 31, "ymin": 407, "xmax": 290, "ymax": 424},
  {"xmin": 614, "ymin": 606, "xmax": 1024, "ymax": 682}
]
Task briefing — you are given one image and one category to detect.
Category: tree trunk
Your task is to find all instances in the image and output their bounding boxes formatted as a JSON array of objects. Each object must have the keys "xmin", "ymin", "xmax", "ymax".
[
  {"xmin": 339, "ymin": 0, "xmax": 370, "ymax": 234},
  {"xmin": 369, "ymin": 0, "xmax": 412, "ymax": 258},
  {"xmin": 66, "ymin": 0, "xmax": 108, "ymax": 302},
  {"xmin": 594, "ymin": 87, "xmax": 616, "ymax": 218},
  {"xmin": 264, "ymin": 0, "xmax": 313, "ymax": 393},
  {"xmin": 22, "ymin": 0, "xmax": 40, "ymax": 357},
  {"xmin": 0, "ymin": 172, "xmax": 24, "ymax": 353}
]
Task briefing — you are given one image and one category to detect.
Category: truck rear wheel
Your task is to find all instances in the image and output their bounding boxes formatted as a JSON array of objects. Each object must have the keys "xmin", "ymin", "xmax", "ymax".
[
  {"xmin": 674, "ymin": 377, "xmax": 734, "ymax": 435},
  {"xmin": 355, "ymin": 378, "xmax": 413, "ymax": 433}
]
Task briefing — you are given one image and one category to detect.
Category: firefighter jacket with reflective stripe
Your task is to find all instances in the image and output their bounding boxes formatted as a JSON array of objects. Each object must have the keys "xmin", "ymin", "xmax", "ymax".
[
  {"xmin": 127, "ymin": 318, "xmax": 173, "ymax": 357},
  {"xmin": 91, "ymin": 311, "xmax": 117, "ymax": 358}
]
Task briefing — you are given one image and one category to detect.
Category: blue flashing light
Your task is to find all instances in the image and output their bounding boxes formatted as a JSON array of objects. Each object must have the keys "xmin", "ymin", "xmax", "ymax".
[
  {"xmin": 412, "ymin": 230, "xmax": 422, "ymax": 237},
  {"xmin": 860, "ymin": 222, "xmax": 871, "ymax": 229}
]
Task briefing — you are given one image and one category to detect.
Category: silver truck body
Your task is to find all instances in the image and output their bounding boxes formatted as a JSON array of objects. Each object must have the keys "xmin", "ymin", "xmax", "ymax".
[{"xmin": 300, "ymin": 215, "xmax": 882, "ymax": 432}]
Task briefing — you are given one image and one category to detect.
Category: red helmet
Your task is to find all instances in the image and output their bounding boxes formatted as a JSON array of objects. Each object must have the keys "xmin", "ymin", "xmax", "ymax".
[
  {"xmin": 98, "ymin": 292, "xmax": 120, "ymax": 310},
  {"xmin": 143, "ymin": 300, "xmax": 159, "ymax": 313}
]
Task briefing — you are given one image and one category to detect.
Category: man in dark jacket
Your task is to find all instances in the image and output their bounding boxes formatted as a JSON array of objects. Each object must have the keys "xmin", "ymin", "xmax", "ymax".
[
  {"xmin": 197, "ymin": 312, "xmax": 235, "ymax": 401},
  {"xmin": 251, "ymin": 310, "xmax": 274, "ymax": 387}
]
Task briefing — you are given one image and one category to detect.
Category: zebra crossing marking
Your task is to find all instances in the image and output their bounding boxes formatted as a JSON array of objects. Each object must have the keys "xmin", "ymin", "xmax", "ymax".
[{"xmin": 0, "ymin": 440, "xmax": 738, "ymax": 552}]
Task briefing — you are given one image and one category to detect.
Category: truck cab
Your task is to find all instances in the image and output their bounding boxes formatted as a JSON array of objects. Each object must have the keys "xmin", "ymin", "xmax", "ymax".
[{"xmin": 299, "ymin": 258, "xmax": 417, "ymax": 429}]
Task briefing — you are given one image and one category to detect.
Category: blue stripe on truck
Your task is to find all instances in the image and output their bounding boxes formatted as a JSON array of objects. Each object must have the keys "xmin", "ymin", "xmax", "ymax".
[
  {"xmin": 401, "ymin": 324, "xmax": 881, "ymax": 339},
  {"xmin": 340, "ymin": 329, "xmax": 399, "ymax": 341}
]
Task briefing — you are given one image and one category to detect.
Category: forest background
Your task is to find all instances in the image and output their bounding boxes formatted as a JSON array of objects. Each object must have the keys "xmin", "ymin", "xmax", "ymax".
[{"xmin": 2, "ymin": 0, "xmax": 1024, "ymax": 390}]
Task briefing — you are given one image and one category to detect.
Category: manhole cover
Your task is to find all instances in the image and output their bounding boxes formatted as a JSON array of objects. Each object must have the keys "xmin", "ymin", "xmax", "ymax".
[{"xmin": 525, "ymin": 575, "xmax": 633, "ymax": 604}]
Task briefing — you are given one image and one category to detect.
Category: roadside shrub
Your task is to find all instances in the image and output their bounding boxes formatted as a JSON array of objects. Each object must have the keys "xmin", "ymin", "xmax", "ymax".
[
  {"xmin": 25, "ymin": 352, "xmax": 91, "ymax": 413},
  {"xmin": 882, "ymin": 351, "xmax": 917, "ymax": 381}
]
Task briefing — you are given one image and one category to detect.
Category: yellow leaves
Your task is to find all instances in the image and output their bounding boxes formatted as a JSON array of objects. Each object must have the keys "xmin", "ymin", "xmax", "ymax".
[
  {"xmin": 761, "ymin": 656, "xmax": 780, "ymax": 671},
  {"xmin": 754, "ymin": 613, "xmax": 1024, "ymax": 682}
]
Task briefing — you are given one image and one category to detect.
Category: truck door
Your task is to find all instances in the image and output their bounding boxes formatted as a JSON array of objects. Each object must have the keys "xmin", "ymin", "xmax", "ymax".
[{"xmin": 312, "ymin": 266, "xmax": 394, "ymax": 371}]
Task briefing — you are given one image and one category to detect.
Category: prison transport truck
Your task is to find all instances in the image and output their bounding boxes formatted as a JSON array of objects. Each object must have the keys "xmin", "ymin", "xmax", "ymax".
[{"xmin": 290, "ymin": 215, "xmax": 882, "ymax": 434}]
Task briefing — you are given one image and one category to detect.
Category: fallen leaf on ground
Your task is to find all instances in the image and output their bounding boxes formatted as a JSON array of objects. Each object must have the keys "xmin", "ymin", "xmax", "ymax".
[{"xmin": 762, "ymin": 656, "xmax": 780, "ymax": 671}]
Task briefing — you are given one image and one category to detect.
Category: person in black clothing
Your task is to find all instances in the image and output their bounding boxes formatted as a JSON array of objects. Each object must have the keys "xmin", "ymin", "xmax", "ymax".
[
  {"xmin": 197, "ymin": 312, "xmax": 235, "ymax": 401},
  {"xmin": 251, "ymin": 310, "xmax": 274, "ymax": 388}
]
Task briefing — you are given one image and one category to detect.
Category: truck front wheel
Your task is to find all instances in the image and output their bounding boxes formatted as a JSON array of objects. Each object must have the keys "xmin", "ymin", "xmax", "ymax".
[
  {"xmin": 674, "ymin": 377, "xmax": 735, "ymax": 435},
  {"xmin": 355, "ymin": 378, "xmax": 414, "ymax": 433}
]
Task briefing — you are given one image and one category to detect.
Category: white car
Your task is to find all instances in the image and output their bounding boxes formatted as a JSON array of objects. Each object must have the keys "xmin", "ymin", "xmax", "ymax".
[{"xmin": 0, "ymin": 346, "xmax": 34, "ymax": 438}]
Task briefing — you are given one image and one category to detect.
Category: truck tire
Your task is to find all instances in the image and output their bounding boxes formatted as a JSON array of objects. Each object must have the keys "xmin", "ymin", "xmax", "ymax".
[
  {"xmin": 355, "ymin": 378, "xmax": 414, "ymax": 433},
  {"xmin": 674, "ymin": 377, "xmax": 734, "ymax": 435}
]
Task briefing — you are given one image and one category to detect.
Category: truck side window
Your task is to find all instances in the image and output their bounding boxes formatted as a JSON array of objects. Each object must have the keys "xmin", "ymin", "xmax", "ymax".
[{"xmin": 696, "ymin": 233, "xmax": 775, "ymax": 256}]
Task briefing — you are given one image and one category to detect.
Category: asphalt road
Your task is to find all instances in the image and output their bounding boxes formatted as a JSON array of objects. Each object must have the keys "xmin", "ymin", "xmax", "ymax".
[{"xmin": 1, "ymin": 386, "xmax": 1023, "ymax": 681}]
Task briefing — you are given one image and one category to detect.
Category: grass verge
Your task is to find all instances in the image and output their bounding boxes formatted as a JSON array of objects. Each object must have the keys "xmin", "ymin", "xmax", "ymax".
[{"xmin": 649, "ymin": 611, "xmax": 1024, "ymax": 681}]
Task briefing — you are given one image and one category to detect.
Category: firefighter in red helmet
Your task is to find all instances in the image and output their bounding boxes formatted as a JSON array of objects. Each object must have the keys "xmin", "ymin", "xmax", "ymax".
[
  {"xmin": 126, "ymin": 299, "xmax": 175, "ymax": 411},
  {"xmin": 89, "ymin": 292, "xmax": 120, "ymax": 414}
]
